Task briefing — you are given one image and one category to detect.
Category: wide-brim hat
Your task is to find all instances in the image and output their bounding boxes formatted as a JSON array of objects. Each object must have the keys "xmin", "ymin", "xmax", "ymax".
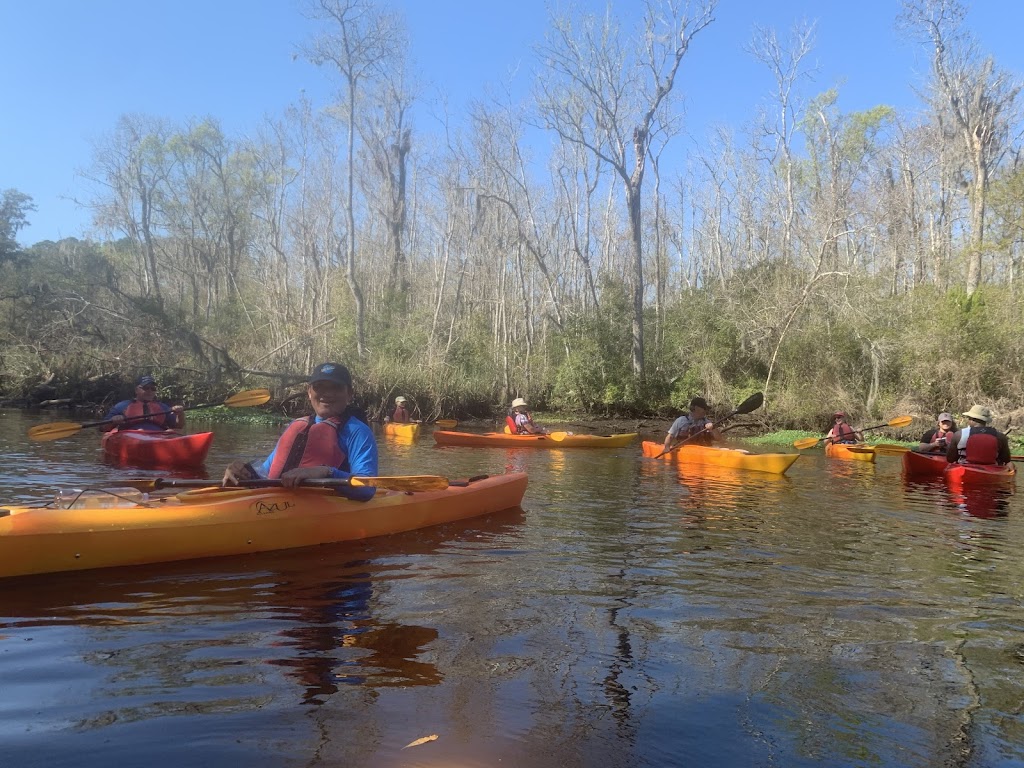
[
  {"xmin": 962, "ymin": 405, "xmax": 993, "ymax": 424},
  {"xmin": 511, "ymin": 397, "xmax": 527, "ymax": 409}
]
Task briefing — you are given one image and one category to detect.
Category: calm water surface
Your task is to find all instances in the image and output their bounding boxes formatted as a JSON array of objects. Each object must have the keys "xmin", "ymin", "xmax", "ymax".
[{"xmin": 1, "ymin": 410, "xmax": 1022, "ymax": 767}]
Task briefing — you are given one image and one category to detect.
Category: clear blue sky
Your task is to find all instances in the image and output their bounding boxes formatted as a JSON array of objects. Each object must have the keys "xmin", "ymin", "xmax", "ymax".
[{"xmin": 3, "ymin": 0, "xmax": 1021, "ymax": 244}]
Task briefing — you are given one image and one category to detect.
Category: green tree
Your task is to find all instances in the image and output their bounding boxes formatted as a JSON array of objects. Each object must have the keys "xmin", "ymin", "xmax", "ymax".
[{"xmin": 0, "ymin": 189, "xmax": 36, "ymax": 263}]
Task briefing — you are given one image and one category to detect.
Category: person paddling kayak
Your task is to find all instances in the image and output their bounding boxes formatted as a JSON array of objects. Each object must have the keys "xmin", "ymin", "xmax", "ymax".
[
  {"xmin": 663, "ymin": 397, "xmax": 721, "ymax": 451},
  {"xmin": 918, "ymin": 412, "xmax": 957, "ymax": 453},
  {"xmin": 508, "ymin": 398, "xmax": 547, "ymax": 435},
  {"xmin": 946, "ymin": 405, "xmax": 1011, "ymax": 466},
  {"xmin": 389, "ymin": 396, "xmax": 412, "ymax": 423},
  {"xmin": 223, "ymin": 362, "xmax": 379, "ymax": 498},
  {"xmin": 826, "ymin": 411, "xmax": 862, "ymax": 444},
  {"xmin": 102, "ymin": 375, "xmax": 185, "ymax": 432}
]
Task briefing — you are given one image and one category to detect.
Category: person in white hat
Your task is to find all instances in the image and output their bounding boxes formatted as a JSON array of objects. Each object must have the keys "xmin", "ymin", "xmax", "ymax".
[
  {"xmin": 917, "ymin": 411, "xmax": 957, "ymax": 454},
  {"xmin": 508, "ymin": 397, "xmax": 547, "ymax": 435},
  {"xmin": 390, "ymin": 396, "xmax": 412, "ymax": 423},
  {"xmin": 945, "ymin": 405, "xmax": 1011, "ymax": 465}
]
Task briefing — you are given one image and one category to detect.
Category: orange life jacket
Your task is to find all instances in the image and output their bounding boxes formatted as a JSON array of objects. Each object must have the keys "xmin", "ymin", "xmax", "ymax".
[
  {"xmin": 268, "ymin": 416, "xmax": 346, "ymax": 478},
  {"xmin": 123, "ymin": 400, "xmax": 171, "ymax": 429}
]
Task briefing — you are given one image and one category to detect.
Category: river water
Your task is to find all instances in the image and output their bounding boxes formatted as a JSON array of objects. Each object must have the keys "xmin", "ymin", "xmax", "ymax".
[{"xmin": 1, "ymin": 410, "xmax": 1022, "ymax": 767}]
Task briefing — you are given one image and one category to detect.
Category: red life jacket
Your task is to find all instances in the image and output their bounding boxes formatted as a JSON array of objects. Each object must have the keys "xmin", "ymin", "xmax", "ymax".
[
  {"xmin": 829, "ymin": 423, "xmax": 857, "ymax": 443},
  {"xmin": 958, "ymin": 426, "xmax": 1000, "ymax": 465},
  {"xmin": 123, "ymin": 400, "xmax": 170, "ymax": 428},
  {"xmin": 391, "ymin": 406, "xmax": 411, "ymax": 423},
  {"xmin": 505, "ymin": 415, "xmax": 518, "ymax": 434},
  {"xmin": 268, "ymin": 416, "xmax": 346, "ymax": 478}
]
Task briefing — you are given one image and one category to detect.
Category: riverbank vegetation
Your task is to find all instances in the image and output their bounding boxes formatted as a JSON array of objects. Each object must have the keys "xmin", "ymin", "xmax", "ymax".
[{"xmin": 3, "ymin": 0, "xmax": 1023, "ymax": 430}]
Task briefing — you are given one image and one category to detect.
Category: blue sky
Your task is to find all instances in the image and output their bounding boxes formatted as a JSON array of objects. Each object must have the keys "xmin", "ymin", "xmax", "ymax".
[{"xmin": 3, "ymin": 0, "xmax": 1022, "ymax": 244}]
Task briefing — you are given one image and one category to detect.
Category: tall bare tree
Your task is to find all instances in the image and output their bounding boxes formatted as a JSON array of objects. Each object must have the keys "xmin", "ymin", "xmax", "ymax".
[
  {"xmin": 901, "ymin": 0, "xmax": 1021, "ymax": 295},
  {"xmin": 535, "ymin": 0, "xmax": 716, "ymax": 378},
  {"xmin": 303, "ymin": 0, "xmax": 404, "ymax": 356}
]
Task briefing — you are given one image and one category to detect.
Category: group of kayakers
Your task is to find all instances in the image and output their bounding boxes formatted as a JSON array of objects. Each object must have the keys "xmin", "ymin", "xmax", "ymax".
[
  {"xmin": 100, "ymin": 363, "xmax": 1014, "ymax": 499},
  {"xmin": 828, "ymin": 406, "xmax": 1011, "ymax": 466}
]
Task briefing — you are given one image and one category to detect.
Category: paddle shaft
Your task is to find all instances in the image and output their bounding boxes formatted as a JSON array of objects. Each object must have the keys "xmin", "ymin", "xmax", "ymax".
[
  {"xmin": 27, "ymin": 389, "xmax": 272, "ymax": 442},
  {"xmin": 121, "ymin": 474, "xmax": 459, "ymax": 493}
]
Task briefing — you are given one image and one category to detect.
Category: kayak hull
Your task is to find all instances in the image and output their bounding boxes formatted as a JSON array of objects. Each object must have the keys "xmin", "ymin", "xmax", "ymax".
[
  {"xmin": 825, "ymin": 443, "xmax": 876, "ymax": 463},
  {"xmin": 0, "ymin": 473, "xmax": 528, "ymax": 579},
  {"xmin": 641, "ymin": 440, "xmax": 799, "ymax": 475},
  {"xmin": 433, "ymin": 430, "xmax": 637, "ymax": 448},
  {"xmin": 902, "ymin": 451, "xmax": 948, "ymax": 476},
  {"xmin": 944, "ymin": 463, "xmax": 1016, "ymax": 487},
  {"xmin": 383, "ymin": 422, "xmax": 421, "ymax": 439},
  {"xmin": 101, "ymin": 429, "xmax": 214, "ymax": 468}
]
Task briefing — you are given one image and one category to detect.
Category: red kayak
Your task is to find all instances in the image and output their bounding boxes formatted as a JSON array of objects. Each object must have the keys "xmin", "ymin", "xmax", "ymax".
[
  {"xmin": 101, "ymin": 430, "xmax": 214, "ymax": 468},
  {"xmin": 944, "ymin": 462, "xmax": 1016, "ymax": 487},
  {"xmin": 902, "ymin": 451, "xmax": 948, "ymax": 477}
]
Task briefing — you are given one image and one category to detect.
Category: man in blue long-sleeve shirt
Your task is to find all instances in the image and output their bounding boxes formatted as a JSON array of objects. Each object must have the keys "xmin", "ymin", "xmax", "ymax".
[{"xmin": 222, "ymin": 362, "xmax": 379, "ymax": 500}]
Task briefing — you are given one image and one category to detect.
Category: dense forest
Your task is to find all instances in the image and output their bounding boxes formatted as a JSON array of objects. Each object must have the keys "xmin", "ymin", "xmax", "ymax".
[{"xmin": 2, "ymin": 0, "xmax": 1023, "ymax": 428}]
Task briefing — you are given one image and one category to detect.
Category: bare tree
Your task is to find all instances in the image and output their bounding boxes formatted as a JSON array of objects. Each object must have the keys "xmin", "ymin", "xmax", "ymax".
[
  {"xmin": 535, "ymin": 0, "xmax": 716, "ymax": 378},
  {"xmin": 303, "ymin": 0, "xmax": 404, "ymax": 356},
  {"xmin": 901, "ymin": 0, "xmax": 1021, "ymax": 295}
]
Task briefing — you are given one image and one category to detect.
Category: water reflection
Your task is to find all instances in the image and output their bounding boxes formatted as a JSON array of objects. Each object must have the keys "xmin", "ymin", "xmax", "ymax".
[{"xmin": 5, "ymin": 411, "xmax": 1024, "ymax": 766}]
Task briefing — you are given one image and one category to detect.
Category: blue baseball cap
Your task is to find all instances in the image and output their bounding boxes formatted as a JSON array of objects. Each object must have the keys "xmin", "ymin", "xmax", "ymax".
[{"xmin": 136, "ymin": 375, "xmax": 157, "ymax": 387}]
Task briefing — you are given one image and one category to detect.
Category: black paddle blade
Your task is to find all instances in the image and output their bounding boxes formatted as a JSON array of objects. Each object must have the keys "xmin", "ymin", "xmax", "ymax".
[{"xmin": 734, "ymin": 392, "xmax": 764, "ymax": 415}]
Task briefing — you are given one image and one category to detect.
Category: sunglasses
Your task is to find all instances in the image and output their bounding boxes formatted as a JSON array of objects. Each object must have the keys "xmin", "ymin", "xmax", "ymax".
[{"xmin": 139, "ymin": 385, "xmax": 157, "ymax": 391}]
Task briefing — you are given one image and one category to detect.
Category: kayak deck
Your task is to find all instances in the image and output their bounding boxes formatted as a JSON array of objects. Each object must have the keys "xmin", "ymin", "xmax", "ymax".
[
  {"xmin": 0, "ymin": 473, "xmax": 528, "ymax": 579},
  {"xmin": 641, "ymin": 440, "xmax": 799, "ymax": 475},
  {"xmin": 433, "ymin": 430, "xmax": 637, "ymax": 448}
]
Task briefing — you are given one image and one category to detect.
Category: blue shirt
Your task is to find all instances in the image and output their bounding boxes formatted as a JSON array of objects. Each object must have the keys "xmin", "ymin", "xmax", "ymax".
[
  {"xmin": 104, "ymin": 399, "xmax": 181, "ymax": 431},
  {"xmin": 255, "ymin": 414, "xmax": 379, "ymax": 500}
]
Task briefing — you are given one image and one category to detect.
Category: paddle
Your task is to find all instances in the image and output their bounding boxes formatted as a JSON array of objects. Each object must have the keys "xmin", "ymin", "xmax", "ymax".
[
  {"xmin": 871, "ymin": 442, "xmax": 1024, "ymax": 462},
  {"xmin": 27, "ymin": 388, "xmax": 273, "ymax": 442},
  {"xmin": 792, "ymin": 415, "xmax": 914, "ymax": 450},
  {"xmin": 118, "ymin": 474, "xmax": 451, "ymax": 493},
  {"xmin": 654, "ymin": 391, "xmax": 765, "ymax": 458},
  {"xmin": 431, "ymin": 419, "xmax": 458, "ymax": 429}
]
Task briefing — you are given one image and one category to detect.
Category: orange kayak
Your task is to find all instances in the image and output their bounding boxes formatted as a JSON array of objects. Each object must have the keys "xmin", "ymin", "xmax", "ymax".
[
  {"xmin": 102, "ymin": 429, "xmax": 213, "ymax": 468},
  {"xmin": 433, "ymin": 430, "xmax": 637, "ymax": 448},
  {"xmin": 825, "ymin": 443, "xmax": 876, "ymax": 463},
  {"xmin": 0, "ymin": 473, "xmax": 528, "ymax": 579},
  {"xmin": 641, "ymin": 441, "xmax": 799, "ymax": 475}
]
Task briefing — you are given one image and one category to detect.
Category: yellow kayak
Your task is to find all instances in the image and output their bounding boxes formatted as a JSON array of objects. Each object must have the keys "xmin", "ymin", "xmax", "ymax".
[
  {"xmin": 434, "ymin": 430, "xmax": 637, "ymax": 448},
  {"xmin": 0, "ymin": 473, "xmax": 528, "ymax": 579},
  {"xmin": 641, "ymin": 440, "xmax": 800, "ymax": 475},
  {"xmin": 383, "ymin": 422, "xmax": 421, "ymax": 439},
  {"xmin": 825, "ymin": 443, "xmax": 876, "ymax": 463}
]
